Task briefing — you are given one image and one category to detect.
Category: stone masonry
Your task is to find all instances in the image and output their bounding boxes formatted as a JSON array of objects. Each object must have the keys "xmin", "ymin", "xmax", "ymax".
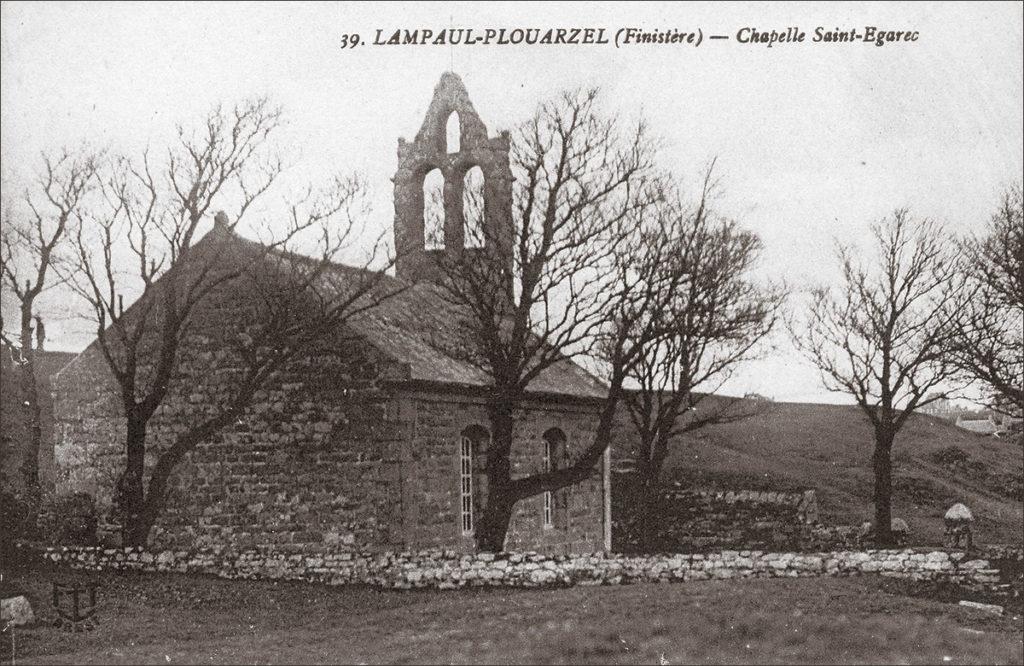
[
  {"xmin": 52, "ymin": 327, "xmax": 606, "ymax": 555},
  {"xmin": 39, "ymin": 544, "xmax": 1004, "ymax": 592},
  {"xmin": 50, "ymin": 72, "xmax": 610, "ymax": 558},
  {"xmin": 613, "ymin": 475, "xmax": 824, "ymax": 553}
]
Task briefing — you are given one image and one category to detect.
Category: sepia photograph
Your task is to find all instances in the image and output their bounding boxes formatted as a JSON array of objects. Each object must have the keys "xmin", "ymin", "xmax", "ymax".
[{"xmin": 1, "ymin": 2, "xmax": 1022, "ymax": 664}]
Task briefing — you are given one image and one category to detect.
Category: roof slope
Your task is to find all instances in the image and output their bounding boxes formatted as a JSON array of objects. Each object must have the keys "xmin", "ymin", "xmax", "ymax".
[
  {"xmin": 61, "ymin": 227, "xmax": 608, "ymax": 401},
  {"xmin": 303, "ymin": 244, "xmax": 608, "ymax": 399},
  {"xmin": 359, "ymin": 289, "xmax": 606, "ymax": 398}
]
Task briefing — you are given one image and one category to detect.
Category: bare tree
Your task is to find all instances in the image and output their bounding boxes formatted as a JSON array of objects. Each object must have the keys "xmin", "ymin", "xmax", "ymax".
[
  {"xmin": 619, "ymin": 171, "xmax": 784, "ymax": 515},
  {"xmin": 792, "ymin": 210, "xmax": 965, "ymax": 545},
  {"xmin": 0, "ymin": 149, "xmax": 98, "ymax": 498},
  {"xmin": 431, "ymin": 88, "xmax": 669, "ymax": 551},
  {"xmin": 71, "ymin": 99, "xmax": 401, "ymax": 546},
  {"xmin": 949, "ymin": 184, "xmax": 1023, "ymax": 417}
]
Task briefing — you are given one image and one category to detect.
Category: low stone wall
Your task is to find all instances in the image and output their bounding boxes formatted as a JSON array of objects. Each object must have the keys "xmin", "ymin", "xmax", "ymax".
[
  {"xmin": 38, "ymin": 545, "xmax": 1003, "ymax": 591},
  {"xmin": 979, "ymin": 544, "xmax": 1024, "ymax": 562},
  {"xmin": 806, "ymin": 525, "xmax": 863, "ymax": 550},
  {"xmin": 671, "ymin": 488, "xmax": 821, "ymax": 523},
  {"xmin": 613, "ymin": 477, "xmax": 823, "ymax": 553}
]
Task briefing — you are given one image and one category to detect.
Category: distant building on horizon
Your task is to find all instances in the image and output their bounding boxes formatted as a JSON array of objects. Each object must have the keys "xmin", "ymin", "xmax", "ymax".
[{"xmin": 954, "ymin": 416, "xmax": 999, "ymax": 436}]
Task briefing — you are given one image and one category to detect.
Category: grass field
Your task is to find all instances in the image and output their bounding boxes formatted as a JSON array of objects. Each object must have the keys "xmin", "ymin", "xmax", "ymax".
[
  {"xmin": 3, "ymin": 566, "xmax": 1022, "ymax": 665},
  {"xmin": 660, "ymin": 401, "xmax": 1024, "ymax": 545}
]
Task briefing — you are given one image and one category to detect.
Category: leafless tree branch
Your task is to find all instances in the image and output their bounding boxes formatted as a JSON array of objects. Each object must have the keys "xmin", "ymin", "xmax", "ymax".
[{"xmin": 790, "ymin": 209, "xmax": 968, "ymax": 544}]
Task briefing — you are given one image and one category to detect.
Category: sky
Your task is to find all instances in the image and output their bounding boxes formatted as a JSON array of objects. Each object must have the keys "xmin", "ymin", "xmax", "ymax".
[{"xmin": 2, "ymin": 1, "xmax": 1022, "ymax": 403}]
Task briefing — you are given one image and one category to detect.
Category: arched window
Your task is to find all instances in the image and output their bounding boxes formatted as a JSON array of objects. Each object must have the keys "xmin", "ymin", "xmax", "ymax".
[
  {"xmin": 462, "ymin": 166, "xmax": 486, "ymax": 249},
  {"xmin": 423, "ymin": 168, "xmax": 445, "ymax": 250},
  {"xmin": 446, "ymin": 112, "xmax": 461, "ymax": 154},
  {"xmin": 459, "ymin": 425, "xmax": 489, "ymax": 535},
  {"xmin": 542, "ymin": 428, "xmax": 568, "ymax": 529}
]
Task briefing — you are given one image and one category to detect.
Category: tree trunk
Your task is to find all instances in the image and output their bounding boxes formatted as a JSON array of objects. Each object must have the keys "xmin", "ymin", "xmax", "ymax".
[
  {"xmin": 475, "ymin": 494, "xmax": 515, "ymax": 552},
  {"xmin": 118, "ymin": 415, "xmax": 150, "ymax": 547},
  {"xmin": 634, "ymin": 427, "xmax": 674, "ymax": 551},
  {"xmin": 635, "ymin": 471, "xmax": 659, "ymax": 552},
  {"xmin": 124, "ymin": 465, "xmax": 174, "ymax": 549},
  {"xmin": 132, "ymin": 431, "xmax": 206, "ymax": 549},
  {"xmin": 872, "ymin": 428, "xmax": 895, "ymax": 546},
  {"xmin": 475, "ymin": 397, "xmax": 516, "ymax": 552},
  {"xmin": 18, "ymin": 310, "xmax": 42, "ymax": 498},
  {"xmin": 117, "ymin": 401, "xmax": 249, "ymax": 548},
  {"xmin": 130, "ymin": 494, "xmax": 164, "ymax": 548},
  {"xmin": 648, "ymin": 430, "xmax": 672, "ymax": 489}
]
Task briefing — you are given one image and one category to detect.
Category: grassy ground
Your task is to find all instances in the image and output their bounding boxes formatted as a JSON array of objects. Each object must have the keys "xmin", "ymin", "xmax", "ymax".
[
  {"xmin": 2, "ymin": 566, "xmax": 1022, "ymax": 665},
  {"xmin": 660, "ymin": 402, "xmax": 1024, "ymax": 545}
]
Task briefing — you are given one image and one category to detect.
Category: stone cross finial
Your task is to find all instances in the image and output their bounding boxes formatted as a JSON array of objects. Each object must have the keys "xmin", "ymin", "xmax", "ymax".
[
  {"xmin": 34, "ymin": 316, "xmax": 45, "ymax": 351},
  {"xmin": 944, "ymin": 503, "xmax": 973, "ymax": 523},
  {"xmin": 944, "ymin": 502, "xmax": 974, "ymax": 550}
]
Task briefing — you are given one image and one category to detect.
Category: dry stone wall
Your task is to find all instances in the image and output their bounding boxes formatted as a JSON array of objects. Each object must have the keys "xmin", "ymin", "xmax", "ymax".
[
  {"xmin": 613, "ymin": 476, "xmax": 825, "ymax": 553},
  {"xmin": 979, "ymin": 545, "xmax": 1024, "ymax": 561},
  {"xmin": 38, "ymin": 544, "xmax": 1004, "ymax": 591}
]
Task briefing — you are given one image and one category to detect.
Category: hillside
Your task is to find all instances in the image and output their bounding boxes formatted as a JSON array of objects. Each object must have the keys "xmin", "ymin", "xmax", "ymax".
[{"xmin": 653, "ymin": 400, "xmax": 1023, "ymax": 546}]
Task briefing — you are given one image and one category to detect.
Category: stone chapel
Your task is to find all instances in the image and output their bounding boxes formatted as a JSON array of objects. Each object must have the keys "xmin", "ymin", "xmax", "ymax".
[{"xmin": 51, "ymin": 73, "xmax": 612, "ymax": 555}]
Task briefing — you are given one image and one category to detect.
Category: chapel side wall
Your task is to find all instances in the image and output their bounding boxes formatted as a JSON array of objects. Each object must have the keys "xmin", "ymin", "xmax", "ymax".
[
  {"xmin": 404, "ymin": 392, "xmax": 606, "ymax": 555},
  {"xmin": 51, "ymin": 288, "xmax": 411, "ymax": 555}
]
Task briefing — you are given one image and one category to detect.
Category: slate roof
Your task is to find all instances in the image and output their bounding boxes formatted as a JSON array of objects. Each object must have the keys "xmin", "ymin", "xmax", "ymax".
[
  {"xmin": 234, "ymin": 230, "xmax": 609, "ymax": 401},
  {"xmin": 62, "ymin": 227, "xmax": 608, "ymax": 401},
  {"xmin": 348, "ymin": 278, "xmax": 608, "ymax": 399}
]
